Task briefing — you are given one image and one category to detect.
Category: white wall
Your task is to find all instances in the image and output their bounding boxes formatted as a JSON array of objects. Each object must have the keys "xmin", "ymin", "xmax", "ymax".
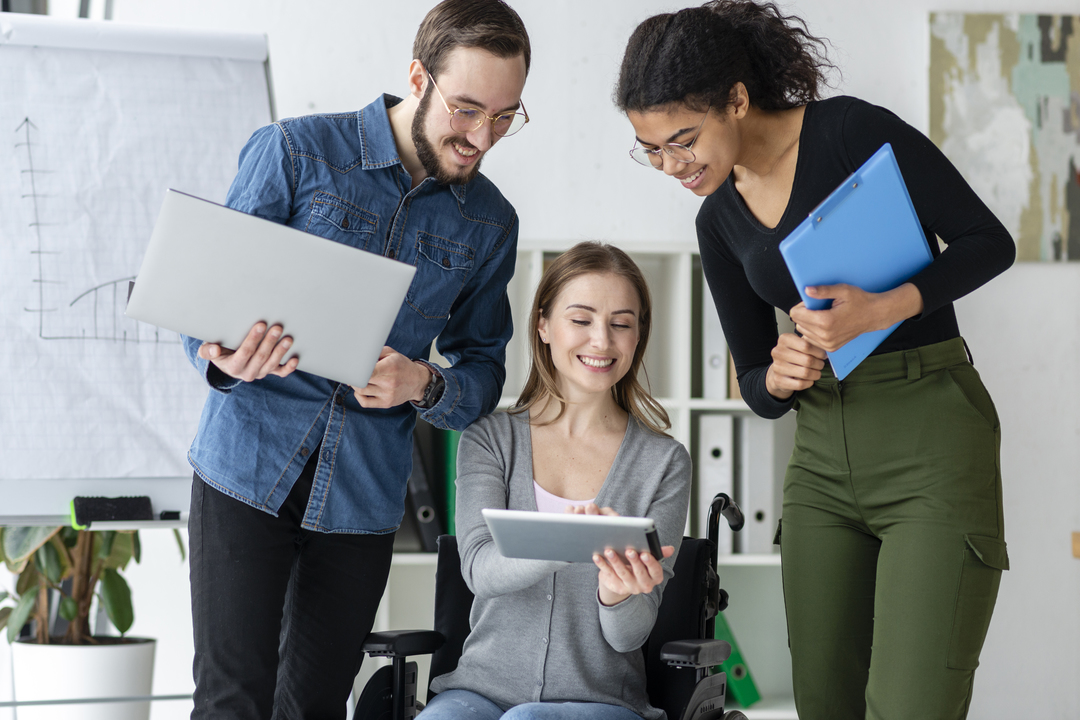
[{"xmin": 3, "ymin": 1, "xmax": 1075, "ymax": 718}]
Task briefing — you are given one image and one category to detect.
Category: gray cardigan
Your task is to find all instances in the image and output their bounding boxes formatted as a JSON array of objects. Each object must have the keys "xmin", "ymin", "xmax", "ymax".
[{"xmin": 428, "ymin": 411, "xmax": 692, "ymax": 720}]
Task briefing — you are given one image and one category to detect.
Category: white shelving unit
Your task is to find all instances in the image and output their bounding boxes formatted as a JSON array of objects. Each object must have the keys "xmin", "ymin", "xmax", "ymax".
[{"xmin": 359, "ymin": 241, "xmax": 797, "ymax": 719}]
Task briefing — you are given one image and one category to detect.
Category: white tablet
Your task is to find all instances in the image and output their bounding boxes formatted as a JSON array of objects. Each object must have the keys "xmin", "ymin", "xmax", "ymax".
[
  {"xmin": 481, "ymin": 508, "xmax": 663, "ymax": 563},
  {"xmin": 125, "ymin": 189, "xmax": 416, "ymax": 388}
]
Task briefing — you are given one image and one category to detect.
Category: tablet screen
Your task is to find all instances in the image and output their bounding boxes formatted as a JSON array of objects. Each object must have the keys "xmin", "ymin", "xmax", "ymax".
[{"xmin": 481, "ymin": 508, "xmax": 662, "ymax": 563}]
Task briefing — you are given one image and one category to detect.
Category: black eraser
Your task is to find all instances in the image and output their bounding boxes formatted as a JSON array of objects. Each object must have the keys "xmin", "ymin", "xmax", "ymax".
[
  {"xmin": 159, "ymin": 510, "xmax": 181, "ymax": 521},
  {"xmin": 73, "ymin": 496, "xmax": 154, "ymax": 526}
]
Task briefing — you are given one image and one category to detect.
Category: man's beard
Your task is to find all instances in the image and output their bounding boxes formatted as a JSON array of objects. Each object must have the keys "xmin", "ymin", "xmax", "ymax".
[{"xmin": 412, "ymin": 84, "xmax": 482, "ymax": 186}]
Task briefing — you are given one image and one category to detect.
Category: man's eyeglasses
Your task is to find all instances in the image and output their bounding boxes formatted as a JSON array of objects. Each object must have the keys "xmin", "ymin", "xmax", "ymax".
[
  {"xmin": 428, "ymin": 73, "xmax": 529, "ymax": 138},
  {"xmin": 629, "ymin": 107, "xmax": 710, "ymax": 169}
]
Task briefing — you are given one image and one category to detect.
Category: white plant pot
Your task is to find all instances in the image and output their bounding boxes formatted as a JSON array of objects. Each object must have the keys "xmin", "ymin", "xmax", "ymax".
[{"xmin": 11, "ymin": 637, "xmax": 156, "ymax": 720}]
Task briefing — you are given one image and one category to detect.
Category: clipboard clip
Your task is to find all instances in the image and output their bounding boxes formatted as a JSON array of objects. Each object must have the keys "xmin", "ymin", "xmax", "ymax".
[{"xmin": 809, "ymin": 173, "xmax": 862, "ymax": 227}]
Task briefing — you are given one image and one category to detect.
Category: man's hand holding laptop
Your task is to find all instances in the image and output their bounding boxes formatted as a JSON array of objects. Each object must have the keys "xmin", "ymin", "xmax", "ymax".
[
  {"xmin": 199, "ymin": 326, "xmax": 430, "ymax": 412},
  {"xmin": 197, "ymin": 321, "xmax": 298, "ymax": 381},
  {"xmin": 350, "ymin": 346, "xmax": 433, "ymax": 409}
]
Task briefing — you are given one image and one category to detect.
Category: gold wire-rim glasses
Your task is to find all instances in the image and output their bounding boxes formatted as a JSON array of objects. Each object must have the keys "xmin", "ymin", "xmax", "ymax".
[
  {"xmin": 428, "ymin": 72, "xmax": 530, "ymax": 138},
  {"xmin": 629, "ymin": 106, "xmax": 711, "ymax": 169}
]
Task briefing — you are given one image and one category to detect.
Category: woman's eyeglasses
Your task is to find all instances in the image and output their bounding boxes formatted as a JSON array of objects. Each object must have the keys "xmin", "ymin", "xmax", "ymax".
[{"xmin": 629, "ymin": 107, "xmax": 710, "ymax": 169}]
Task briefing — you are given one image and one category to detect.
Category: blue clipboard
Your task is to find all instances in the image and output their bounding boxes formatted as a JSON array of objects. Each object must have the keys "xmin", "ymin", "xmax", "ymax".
[{"xmin": 778, "ymin": 143, "xmax": 933, "ymax": 380}]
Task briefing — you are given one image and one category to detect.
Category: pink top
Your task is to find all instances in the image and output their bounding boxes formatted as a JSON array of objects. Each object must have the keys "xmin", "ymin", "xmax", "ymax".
[{"xmin": 533, "ymin": 481, "xmax": 595, "ymax": 514}]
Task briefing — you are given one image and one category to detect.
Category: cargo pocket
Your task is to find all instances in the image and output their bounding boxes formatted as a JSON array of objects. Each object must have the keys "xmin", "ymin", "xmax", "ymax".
[{"xmin": 946, "ymin": 534, "xmax": 1009, "ymax": 670}]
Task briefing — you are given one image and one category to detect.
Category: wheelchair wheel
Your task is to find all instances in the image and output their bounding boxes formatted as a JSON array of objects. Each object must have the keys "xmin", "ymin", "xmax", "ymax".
[{"xmin": 721, "ymin": 712, "xmax": 749, "ymax": 720}]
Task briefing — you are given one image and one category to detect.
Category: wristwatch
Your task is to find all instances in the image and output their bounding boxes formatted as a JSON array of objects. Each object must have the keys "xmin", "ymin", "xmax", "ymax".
[{"xmin": 416, "ymin": 366, "xmax": 445, "ymax": 409}]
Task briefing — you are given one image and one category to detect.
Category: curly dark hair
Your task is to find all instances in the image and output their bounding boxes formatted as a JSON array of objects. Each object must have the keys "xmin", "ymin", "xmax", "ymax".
[{"xmin": 615, "ymin": 0, "xmax": 834, "ymax": 114}]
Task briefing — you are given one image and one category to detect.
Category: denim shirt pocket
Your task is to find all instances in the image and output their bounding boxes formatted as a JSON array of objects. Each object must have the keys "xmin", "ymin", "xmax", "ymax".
[
  {"xmin": 305, "ymin": 191, "xmax": 379, "ymax": 251},
  {"xmin": 405, "ymin": 232, "xmax": 474, "ymax": 320}
]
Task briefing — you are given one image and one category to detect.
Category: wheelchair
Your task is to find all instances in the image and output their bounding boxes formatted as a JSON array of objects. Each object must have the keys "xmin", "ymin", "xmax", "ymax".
[{"xmin": 355, "ymin": 493, "xmax": 749, "ymax": 720}]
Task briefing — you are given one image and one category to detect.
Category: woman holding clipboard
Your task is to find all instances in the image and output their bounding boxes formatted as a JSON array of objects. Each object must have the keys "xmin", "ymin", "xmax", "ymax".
[
  {"xmin": 418, "ymin": 242, "xmax": 691, "ymax": 720},
  {"xmin": 615, "ymin": 2, "xmax": 1013, "ymax": 718}
]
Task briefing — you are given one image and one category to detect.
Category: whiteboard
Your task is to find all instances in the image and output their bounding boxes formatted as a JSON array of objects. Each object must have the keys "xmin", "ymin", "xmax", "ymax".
[{"xmin": 0, "ymin": 13, "xmax": 273, "ymax": 512}]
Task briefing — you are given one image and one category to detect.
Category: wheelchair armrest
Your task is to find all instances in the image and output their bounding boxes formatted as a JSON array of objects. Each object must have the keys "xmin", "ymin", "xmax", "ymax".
[
  {"xmin": 362, "ymin": 630, "xmax": 445, "ymax": 659},
  {"xmin": 660, "ymin": 638, "xmax": 732, "ymax": 669}
]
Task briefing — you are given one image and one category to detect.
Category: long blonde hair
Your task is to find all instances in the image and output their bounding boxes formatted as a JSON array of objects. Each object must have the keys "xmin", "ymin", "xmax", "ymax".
[{"xmin": 512, "ymin": 242, "xmax": 670, "ymax": 435}]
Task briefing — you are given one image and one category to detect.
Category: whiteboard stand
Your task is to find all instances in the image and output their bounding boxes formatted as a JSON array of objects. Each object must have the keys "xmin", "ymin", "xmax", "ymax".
[{"xmin": 0, "ymin": 13, "xmax": 274, "ymax": 529}]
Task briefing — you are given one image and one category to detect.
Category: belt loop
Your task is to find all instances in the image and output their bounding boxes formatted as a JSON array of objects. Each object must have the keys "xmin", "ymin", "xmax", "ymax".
[{"xmin": 905, "ymin": 350, "xmax": 921, "ymax": 381}]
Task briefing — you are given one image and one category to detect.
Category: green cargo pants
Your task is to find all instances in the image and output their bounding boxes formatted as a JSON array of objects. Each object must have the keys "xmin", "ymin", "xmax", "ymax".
[{"xmin": 777, "ymin": 338, "xmax": 1008, "ymax": 720}]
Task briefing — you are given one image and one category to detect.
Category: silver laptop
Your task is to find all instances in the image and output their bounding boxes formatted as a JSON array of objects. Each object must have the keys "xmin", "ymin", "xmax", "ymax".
[{"xmin": 126, "ymin": 189, "xmax": 416, "ymax": 387}]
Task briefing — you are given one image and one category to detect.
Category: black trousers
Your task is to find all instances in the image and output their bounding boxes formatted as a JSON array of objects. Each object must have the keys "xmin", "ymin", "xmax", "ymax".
[{"xmin": 189, "ymin": 453, "xmax": 396, "ymax": 720}]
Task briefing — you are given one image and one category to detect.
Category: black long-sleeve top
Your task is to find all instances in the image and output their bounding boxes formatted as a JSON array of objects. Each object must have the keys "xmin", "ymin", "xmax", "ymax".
[{"xmin": 696, "ymin": 96, "xmax": 1015, "ymax": 419}]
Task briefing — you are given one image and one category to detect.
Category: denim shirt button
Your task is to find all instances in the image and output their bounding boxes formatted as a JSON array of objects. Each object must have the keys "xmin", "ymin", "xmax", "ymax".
[
  {"xmin": 341, "ymin": 217, "xmax": 350, "ymax": 229},
  {"xmin": 300, "ymin": 447, "xmax": 309, "ymax": 457},
  {"xmin": 442, "ymin": 257, "xmax": 450, "ymax": 267},
  {"xmin": 335, "ymin": 394, "xmax": 344, "ymax": 406},
  {"xmin": 387, "ymin": 248, "xmax": 396, "ymax": 259}
]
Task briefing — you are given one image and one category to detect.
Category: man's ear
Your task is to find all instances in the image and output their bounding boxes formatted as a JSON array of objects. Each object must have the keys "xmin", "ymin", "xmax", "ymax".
[{"xmin": 407, "ymin": 59, "xmax": 427, "ymax": 100}]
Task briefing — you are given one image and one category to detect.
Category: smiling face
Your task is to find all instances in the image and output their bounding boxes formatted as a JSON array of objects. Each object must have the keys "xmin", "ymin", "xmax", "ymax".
[
  {"xmin": 411, "ymin": 46, "xmax": 527, "ymax": 185},
  {"xmin": 537, "ymin": 272, "xmax": 642, "ymax": 402},
  {"xmin": 627, "ymin": 97, "xmax": 746, "ymax": 197}
]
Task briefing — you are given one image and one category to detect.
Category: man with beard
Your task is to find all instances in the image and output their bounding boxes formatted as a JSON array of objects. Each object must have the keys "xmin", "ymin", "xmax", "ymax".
[{"xmin": 181, "ymin": 2, "xmax": 530, "ymax": 718}]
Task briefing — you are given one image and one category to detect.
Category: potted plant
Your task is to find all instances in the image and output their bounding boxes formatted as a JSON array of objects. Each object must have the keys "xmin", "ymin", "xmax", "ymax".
[{"xmin": 1, "ymin": 525, "xmax": 184, "ymax": 720}]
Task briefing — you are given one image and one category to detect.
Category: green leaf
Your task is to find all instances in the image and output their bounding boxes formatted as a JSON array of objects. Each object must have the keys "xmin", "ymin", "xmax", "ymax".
[
  {"xmin": 0, "ymin": 529, "xmax": 26, "ymax": 573},
  {"xmin": 172, "ymin": 529, "xmax": 187, "ymax": 562},
  {"xmin": 59, "ymin": 527, "xmax": 79, "ymax": 548},
  {"xmin": 97, "ymin": 530, "xmax": 117, "ymax": 560},
  {"xmin": 0, "ymin": 591, "xmax": 9, "ymax": 605},
  {"xmin": 48, "ymin": 536, "xmax": 72, "ymax": 580},
  {"xmin": 37, "ymin": 542, "xmax": 63, "ymax": 585},
  {"xmin": 16, "ymin": 564, "xmax": 39, "ymax": 596},
  {"xmin": 6, "ymin": 588, "xmax": 37, "ymax": 643},
  {"xmin": 2, "ymin": 527, "xmax": 60, "ymax": 564},
  {"xmin": 132, "ymin": 531, "xmax": 142, "ymax": 564},
  {"xmin": 98, "ymin": 568, "xmax": 133, "ymax": 635},
  {"xmin": 100, "ymin": 532, "xmax": 134, "ymax": 571},
  {"xmin": 0, "ymin": 606, "xmax": 11, "ymax": 634},
  {"xmin": 59, "ymin": 596, "xmax": 78, "ymax": 622},
  {"xmin": 3, "ymin": 556, "xmax": 28, "ymax": 575}
]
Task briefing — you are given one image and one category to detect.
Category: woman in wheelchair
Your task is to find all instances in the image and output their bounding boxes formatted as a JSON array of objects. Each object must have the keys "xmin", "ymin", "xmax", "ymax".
[{"xmin": 418, "ymin": 242, "xmax": 692, "ymax": 720}]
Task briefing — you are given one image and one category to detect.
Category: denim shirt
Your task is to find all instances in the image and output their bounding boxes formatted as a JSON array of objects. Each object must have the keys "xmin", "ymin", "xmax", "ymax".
[{"xmin": 183, "ymin": 94, "xmax": 518, "ymax": 533}]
